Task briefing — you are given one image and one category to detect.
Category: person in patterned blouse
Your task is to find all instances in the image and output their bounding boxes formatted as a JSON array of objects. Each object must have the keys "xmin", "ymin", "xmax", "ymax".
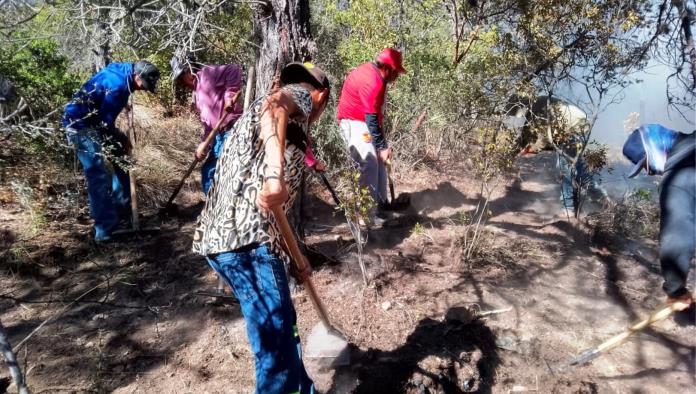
[{"xmin": 192, "ymin": 62, "xmax": 330, "ymax": 394}]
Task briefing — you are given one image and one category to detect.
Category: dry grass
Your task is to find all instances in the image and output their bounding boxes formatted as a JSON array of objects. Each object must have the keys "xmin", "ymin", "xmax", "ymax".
[
  {"xmin": 125, "ymin": 104, "xmax": 202, "ymax": 210},
  {"xmin": 586, "ymin": 193, "xmax": 659, "ymax": 242}
]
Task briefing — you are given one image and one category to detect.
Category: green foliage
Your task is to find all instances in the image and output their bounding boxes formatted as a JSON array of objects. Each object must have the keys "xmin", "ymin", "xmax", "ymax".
[
  {"xmin": 583, "ymin": 142, "xmax": 609, "ymax": 173},
  {"xmin": 410, "ymin": 222, "xmax": 424, "ymax": 237},
  {"xmin": 337, "ymin": 169, "xmax": 374, "ymax": 224},
  {"xmin": 632, "ymin": 188, "xmax": 652, "ymax": 202},
  {"xmin": 311, "ymin": 0, "xmax": 649, "ymax": 171},
  {"xmin": 0, "ymin": 34, "xmax": 81, "ymax": 117},
  {"xmin": 472, "ymin": 127, "xmax": 518, "ymax": 182}
]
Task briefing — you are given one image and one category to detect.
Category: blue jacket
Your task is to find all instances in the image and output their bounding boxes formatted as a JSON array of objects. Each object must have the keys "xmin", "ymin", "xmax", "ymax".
[{"xmin": 62, "ymin": 62, "xmax": 134, "ymax": 134}]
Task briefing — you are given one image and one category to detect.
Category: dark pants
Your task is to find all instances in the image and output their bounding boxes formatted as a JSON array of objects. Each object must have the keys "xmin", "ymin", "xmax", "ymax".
[
  {"xmin": 206, "ymin": 243, "xmax": 314, "ymax": 394},
  {"xmin": 201, "ymin": 132, "xmax": 229, "ymax": 195},
  {"xmin": 659, "ymin": 165, "xmax": 696, "ymax": 297}
]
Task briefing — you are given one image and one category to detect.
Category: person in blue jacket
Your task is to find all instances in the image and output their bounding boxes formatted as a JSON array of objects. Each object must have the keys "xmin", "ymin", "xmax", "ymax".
[
  {"xmin": 623, "ymin": 124, "xmax": 695, "ymax": 310},
  {"xmin": 62, "ymin": 61, "xmax": 160, "ymax": 242}
]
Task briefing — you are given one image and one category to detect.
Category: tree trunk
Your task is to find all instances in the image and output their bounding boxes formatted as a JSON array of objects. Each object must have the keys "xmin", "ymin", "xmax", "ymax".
[
  {"xmin": 252, "ymin": 0, "xmax": 315, "ymax": 98},
  {"xmin": 676, "ymin": 0, "xmax": 696, "ymax": 90},
  {"xmin": 91, "ymin": 5, "xmax": 111, "ymax": 72}
]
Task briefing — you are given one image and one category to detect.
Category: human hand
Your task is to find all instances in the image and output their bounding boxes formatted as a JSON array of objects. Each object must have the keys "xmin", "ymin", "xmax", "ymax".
[
  {"xmin": 313, "ymin": 160, "xmax": 326, "ymax": 173},
  {"xmin": 378, "ymin": 147, "xmax": 392, "ymax": 163},
  {"xmin": 258, "ymin": 177, "xmax": 288, "ymax": 211},
  {"xmin": 224, "ymin": 91, "xmax": 242, "ymax": 113},
  {"xmin": 195, "ymin": 142, "xmax": 210, "ymax": 161}
]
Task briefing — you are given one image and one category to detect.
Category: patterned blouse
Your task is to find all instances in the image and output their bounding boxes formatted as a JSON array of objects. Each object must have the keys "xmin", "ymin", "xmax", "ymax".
[{"xmin": 192, "ymin": 84, "xmax": 313, "ymax": 261}]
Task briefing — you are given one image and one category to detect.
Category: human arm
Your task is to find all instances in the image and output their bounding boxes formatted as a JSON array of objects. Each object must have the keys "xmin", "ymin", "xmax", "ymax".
[
  {"xmin": 195, "ymin": 111, "xmax": 235, "ymax": 160},
  {"xmin": 360, "ymin": 74, "xmax": 391, "ymax": 160},
  {"xmin": 221, "ymin": 64, "xmax": 243, "ymax": 122},
  {"xmin": 62, "ymin": 81, "xmax": 105, "ymax": 130},
  {"xmin": 365, "ymin": 113, "xmax": 392, "ymax": 162},
  {"xmin": 257, "ymin": 90, "xmax": 302, "ymax": 210},
  {"xmin": 99, "ymin": 86, "xmax": 128, "ymax": 135},
  {"xmin": 195, "ymin": 126, "xmax": 220, "ymax": 160}
]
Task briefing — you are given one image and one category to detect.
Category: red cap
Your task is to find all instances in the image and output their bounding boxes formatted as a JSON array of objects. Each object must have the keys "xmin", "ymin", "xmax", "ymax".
[{"xmin": 376, "ymin": 48, "xmax": 406, "ymax": 74}]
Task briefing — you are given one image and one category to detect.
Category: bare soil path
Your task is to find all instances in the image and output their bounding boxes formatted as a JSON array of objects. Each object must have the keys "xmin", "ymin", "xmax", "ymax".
[{"xmin": 1, "ymin": 152, "xmax": 694, "ymax": 393}]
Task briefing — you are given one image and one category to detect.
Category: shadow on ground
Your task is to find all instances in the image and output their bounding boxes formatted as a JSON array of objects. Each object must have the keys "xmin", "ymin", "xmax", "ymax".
[
  {"xmin": 329, "ymin": 308, "xmax": 500, "ymax": 393},
  {"xmin": 0, "ymin": 207, "xmax": 244, "ymax": 392}
]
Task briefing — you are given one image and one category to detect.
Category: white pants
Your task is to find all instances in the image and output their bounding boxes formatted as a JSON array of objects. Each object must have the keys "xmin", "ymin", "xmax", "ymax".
[{"xmin": 339, "ymin": 119, "xmax": 388, "ymax": 204}]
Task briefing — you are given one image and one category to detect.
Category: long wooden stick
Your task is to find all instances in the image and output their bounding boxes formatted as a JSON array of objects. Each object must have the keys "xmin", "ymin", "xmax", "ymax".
[
  {"xmin": 243, "ymin": 66, "xmax": 255, "ymax": 111},
  {"xmin": 271, "ymin": 206, "xmax": 333, "ymax": 328},
  {"xmin": 163, "ymin": 158, "xmax": 199, "ymax": 210},
  {"xmin": 317, "ymin": 172, "xmax": 341, "ymax": 206},
  {"xmin": 127, "ymin": 110, "xmax": 139, "ymax": 231},
  {"xmin": 568, "ymin": 301, "xmax": 690, "ymax": 366},
  {"xmin": 162, "ymin": 114, "xmax": 228, "ymax": 210}
]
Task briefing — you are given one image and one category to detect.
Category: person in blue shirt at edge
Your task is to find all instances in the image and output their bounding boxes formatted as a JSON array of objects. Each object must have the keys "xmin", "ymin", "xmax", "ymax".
[
  {"xmin": 623, "ymin": 124, "xmax": 695, "ymax": 313},
  {"xmin": 62, "ymin": 61, "xmax": 161, "ymax": 243}
]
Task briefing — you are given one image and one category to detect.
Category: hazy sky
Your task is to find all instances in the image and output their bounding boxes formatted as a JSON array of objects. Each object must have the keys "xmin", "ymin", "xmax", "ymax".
[{"xmin": 562, "ymin": 60, "xmax": 695, "ymax": 151}]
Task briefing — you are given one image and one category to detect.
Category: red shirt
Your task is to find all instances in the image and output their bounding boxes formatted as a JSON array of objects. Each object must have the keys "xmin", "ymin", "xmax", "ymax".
[{"xmin": 336, "ymin": 62, "xmax": 386, "ymax": 126}]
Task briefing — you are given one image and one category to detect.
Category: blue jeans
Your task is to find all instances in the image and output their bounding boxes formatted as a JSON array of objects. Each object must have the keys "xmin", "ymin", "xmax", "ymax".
[
  {"xmin": 67, "ymin": 128, "xmax": 130, "ymax": 240},
  {"xmin": 207, "ymin": 244, "xmax": 314, "ymax": 394},
  {"xmin": 201, "ymin": 132, "xmax": 229, "ymax": 194}
]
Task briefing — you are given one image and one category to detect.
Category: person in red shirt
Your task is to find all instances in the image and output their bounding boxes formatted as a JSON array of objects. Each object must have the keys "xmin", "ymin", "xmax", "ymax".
[{"xmin": 337, "ymin": 48, "xmax": 406, "ymax": 221}]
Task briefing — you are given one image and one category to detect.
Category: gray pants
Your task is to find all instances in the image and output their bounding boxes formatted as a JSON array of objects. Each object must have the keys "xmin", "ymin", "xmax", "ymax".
[
  {"xmin": 339, "ymin": 119, "xmax": 388, "ymax": 204},
  {"xmin": 659, "ymin": 165, "xmax": 696, "ymax": 297}
]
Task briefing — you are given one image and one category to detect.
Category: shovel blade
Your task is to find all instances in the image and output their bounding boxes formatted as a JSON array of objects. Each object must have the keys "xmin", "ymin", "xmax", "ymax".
[
  {"xmin": 305, "ymin": 323, "xmax": 350, "ymax": 369},
  {"xmin": 381, "ymin": 193, "xmax": 411, "ymax": 211},
  {"xmin": 567, "ymin": 348, "xmax": 600, "ymax": 366}
]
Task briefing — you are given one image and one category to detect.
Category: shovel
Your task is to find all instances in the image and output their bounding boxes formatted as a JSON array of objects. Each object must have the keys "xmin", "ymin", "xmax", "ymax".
[
  {"xmin": 159, "ymin": 114, "xmax": 229, "ymax": 216},
  {"xmin": 159, "ymin": 157, "xmax": 199, "ymax": 216},
  {"xmin": 317, "ymin": 171, "xmax": 341, "ymax": 206},
  {"xmin": 382, "ymin": 159, "xmax": 410, "ymax": 211},
  {"xmin": 565, "ymin": 299, "xmax": 692, "ymax": 367},
  {"xmin": 271, "ymin": 205, "xmax": 350, "ymax": 368}
]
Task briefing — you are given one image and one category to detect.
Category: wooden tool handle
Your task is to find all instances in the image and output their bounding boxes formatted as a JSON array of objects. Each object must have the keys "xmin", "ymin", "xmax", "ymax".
[
  {"xmin": 164, "ymin": 158, "xmax": 199, "ymax": 208},
  {"xmin": 385, "ymin": 160, "xmax": 395, "ymax": 202},
  {"xmin": 596, "ymin": 303, "xmax": 682, "ymax": 353},
  {"xmin": 163, "ymin": 115, "xmax": 230, "ymax": 209},
  {"xmin": 271, "ymin": 205, "xmax": 333, "ymax": 328},
  {"xmin": 127, "ymin": 112, "xmax": 140, "ymax": 231},
  {"xmin": 318, "ymin": 172, "xmax": 341, "ymax": 206}
]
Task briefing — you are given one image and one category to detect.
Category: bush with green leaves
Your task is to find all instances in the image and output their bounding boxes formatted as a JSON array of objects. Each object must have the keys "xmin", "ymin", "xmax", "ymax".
[{"xmin": 0, "ymin": 34, "xmax": 81, "ymax": 118}]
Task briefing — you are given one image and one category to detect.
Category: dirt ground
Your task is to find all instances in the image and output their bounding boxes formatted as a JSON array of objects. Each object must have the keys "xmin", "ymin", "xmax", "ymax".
[{"xmin": 1, "ymin": 149, "xmax": 694, "ymax": 393}]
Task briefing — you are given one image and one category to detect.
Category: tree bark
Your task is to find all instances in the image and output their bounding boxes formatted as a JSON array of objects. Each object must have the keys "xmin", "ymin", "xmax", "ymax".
[
  {"xmin": 91, "ymin": 4, "xmax": 111, "ymax": 72},
  {"xmin": 252, "ymin": 0, "xmax": 316, "ymax": 98},
  {"xmin": 676, "ymin": 0, "xmax": 696, "ymax": 90}
]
